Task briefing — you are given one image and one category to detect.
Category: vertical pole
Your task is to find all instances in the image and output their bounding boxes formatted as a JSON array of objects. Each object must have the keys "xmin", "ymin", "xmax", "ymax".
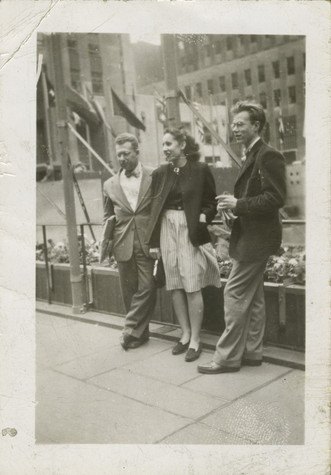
[
  {"xmin": 80, "ymin": 224, "xmax": 89, "ymax": 308},
  {"xmin": 209, "ymin": 93, "xmax": 216, "ymax": 166},
  {"xmin": 41, "ymin": 68, "xmax": 54, "ymax": 165},
  {"xmin": 42, "ymin": 225, "xmax": 52, "ymax": 304},
  {"xmin": 50, "ymin": 33, "xmax": 84, "ymax": 314},
  {"xmin": 162, "ymin": 35, "xmax": 181, "ymax": 127}
]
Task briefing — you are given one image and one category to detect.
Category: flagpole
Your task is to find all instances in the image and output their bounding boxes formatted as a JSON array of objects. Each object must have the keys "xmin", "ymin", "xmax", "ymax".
[
  {"xmin": 41, "ymin": 67, "xmax": 55, "ymax": 166},
  {"xmin": 179, "ymin": 89, "xmax": 241, "ymax": 167},
  {"xmin": 162, "ymin": 35, "xmax": 181, "ymax": 127},
  {"xmin": 50, "ymin": 33, "xmax": 84, "ymax": 314},
  {"xmin": 153, "ymin": 94, "xmax": 161, "ymax": 165},
  {"xmin": 209, "ymin": 93, "xmax": 216, "ymax": 166}
]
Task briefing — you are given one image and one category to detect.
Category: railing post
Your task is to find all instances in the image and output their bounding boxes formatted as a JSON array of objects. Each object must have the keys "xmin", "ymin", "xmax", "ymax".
[
  {"xmin": 80, "ymin": 224, "xmax": 89, "ymax": 310},
  {"xmin": 42, "ymin": 225, "xmax": 52, "ymax": 304}
]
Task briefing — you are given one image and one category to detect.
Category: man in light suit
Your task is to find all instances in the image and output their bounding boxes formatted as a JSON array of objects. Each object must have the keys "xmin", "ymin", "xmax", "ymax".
[
  {"xmin": 103, "ymin": 133, "xmax": 156, "ymax": 350},
  {"xmin": 198, "ymin": 101, "xmax": 286, "ymax": 374}
]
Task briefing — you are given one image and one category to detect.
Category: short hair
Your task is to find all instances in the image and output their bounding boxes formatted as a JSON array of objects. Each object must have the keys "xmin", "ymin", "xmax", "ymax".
[
  {"xmin": 115, "ymin": 133, "xmax": 139, "ymax": 151},
  {"xmin": 231, "ymin": 101, "xmax": 266, "ymax": 133},
  {"xmin": 164, "ymin": 127, "xmax": 201, "ymax": 162}
]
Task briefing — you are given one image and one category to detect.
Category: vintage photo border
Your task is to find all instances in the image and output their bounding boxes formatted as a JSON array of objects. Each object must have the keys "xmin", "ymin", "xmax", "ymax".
[{"xmin": 0, "ymin": 1, "xmax": 330, "ymax": 473}]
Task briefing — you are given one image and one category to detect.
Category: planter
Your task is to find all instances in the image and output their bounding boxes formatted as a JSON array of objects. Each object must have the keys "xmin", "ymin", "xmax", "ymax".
[{"xmin": 36, "ymin": 262, "xmax": 305, "ymax": 351}]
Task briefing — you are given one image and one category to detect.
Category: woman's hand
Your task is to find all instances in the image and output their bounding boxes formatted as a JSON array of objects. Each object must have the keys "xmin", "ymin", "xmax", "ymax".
[{"xmin": 149, "ymin": 248, "xmax": 161, "ymax": 260}]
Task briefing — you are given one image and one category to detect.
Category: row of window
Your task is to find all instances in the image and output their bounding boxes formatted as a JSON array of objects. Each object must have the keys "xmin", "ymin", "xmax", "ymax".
[
  {"xmin": 178, "ymin": 35, "xmax": 299, "ymax": 60},
  {"xmin": 67, "ymin": 37, "xmax": 104, "ymax": 94},
  {"xmin": 185, "ymin": 83, "xmax": 297, "ymax": 107}
]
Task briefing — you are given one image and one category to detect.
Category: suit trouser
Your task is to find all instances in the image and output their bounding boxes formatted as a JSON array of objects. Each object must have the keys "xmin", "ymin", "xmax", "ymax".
[
  {"xmin": 213, "ymin": 258, "xmax": 268, "ymax": 368},
  {"xmin": 117, "ymin": 232, "xmax": 156, "ymax": 339}
]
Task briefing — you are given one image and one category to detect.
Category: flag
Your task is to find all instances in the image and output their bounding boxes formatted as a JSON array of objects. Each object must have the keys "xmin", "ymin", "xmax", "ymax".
[
  {"xmin": 192, "ymin": 102, "xmax": 205, "ymax": 143},
  {"xmin": 66, "ymin": 85, "xmax": 99, "ymax": 126},
  {"xmin": 154, "ymin": 88, "xmax": 167, "ymax": 124},
  {"xmin": 277, "ymin": 108, "xmax": 285, "ymax": 144},
  {"xmin": 83, "ymin": 82, "xmax": 116, "ymax": 138},
  {"xmin": 45, "ymin": 75, "xmax": 56, "ymax": 107},
  {"xmin": 111, "ymin": 88, "xmax": 146, "ymax": 131}
]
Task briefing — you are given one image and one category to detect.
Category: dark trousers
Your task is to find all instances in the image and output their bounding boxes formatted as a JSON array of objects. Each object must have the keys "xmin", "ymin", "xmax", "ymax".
[
  {"xmin": 117, "ymin": 232, "xmax": 156, "ymax": 338},
  {"xmin": 213, "ymin": 258, "xmax": 268, "ymax": 368}
]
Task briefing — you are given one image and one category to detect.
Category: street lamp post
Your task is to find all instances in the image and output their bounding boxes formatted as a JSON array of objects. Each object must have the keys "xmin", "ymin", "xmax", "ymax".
[
  {"xmin": 161, "ymin": 35, "xmax": 181, "ymax": 128},
  {"xmin": 50, "ymin": 33, "xmax": 84, "ymax": 314}
]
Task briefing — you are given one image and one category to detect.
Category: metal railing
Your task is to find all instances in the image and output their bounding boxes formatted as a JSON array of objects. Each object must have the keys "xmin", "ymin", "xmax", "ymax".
[{"xmin": 37, "ymin": 219, "xmax": 306, "ymax": 307}]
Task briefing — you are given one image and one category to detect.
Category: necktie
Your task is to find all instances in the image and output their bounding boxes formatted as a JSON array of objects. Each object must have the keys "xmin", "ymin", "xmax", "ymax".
[{"xmin": 125, "ymin": 169, "xmax": 140, "ymax": 178}]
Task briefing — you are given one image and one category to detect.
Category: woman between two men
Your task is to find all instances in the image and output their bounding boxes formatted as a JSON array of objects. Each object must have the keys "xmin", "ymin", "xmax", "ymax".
[{"xmin": 147, "ymin": 127, "xmax": 221, "ymax": 363}]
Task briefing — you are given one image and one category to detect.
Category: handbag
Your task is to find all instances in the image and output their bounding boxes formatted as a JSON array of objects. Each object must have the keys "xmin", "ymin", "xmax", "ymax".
[{"xmin": 153, "ymin": 258, "xmax": 166, "ymax": 288}]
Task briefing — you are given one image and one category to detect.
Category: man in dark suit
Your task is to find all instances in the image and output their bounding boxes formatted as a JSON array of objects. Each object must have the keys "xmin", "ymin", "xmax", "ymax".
[
  {"xmin": 198, "ymin": 101, "xmax": 286, "ymax": 374},
  {"xmin": 103, "ymin": 133, "xmax": 156, "ymax": 350}
]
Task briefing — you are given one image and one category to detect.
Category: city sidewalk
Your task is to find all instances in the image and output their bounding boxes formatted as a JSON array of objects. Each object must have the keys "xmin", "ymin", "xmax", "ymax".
[{"xmin": 36, "ymin": 304, "xmax": 305, "ymax": 445}]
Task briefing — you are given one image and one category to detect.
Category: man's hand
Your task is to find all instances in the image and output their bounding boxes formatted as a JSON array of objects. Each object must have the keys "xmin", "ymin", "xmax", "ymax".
[
  {"xmin": 149, "ymin": 248, "xmax": 161, "ymax": 260},
  {"xmin": 216, "ymin": 194, "xmax": 238, "ymax": 211}
]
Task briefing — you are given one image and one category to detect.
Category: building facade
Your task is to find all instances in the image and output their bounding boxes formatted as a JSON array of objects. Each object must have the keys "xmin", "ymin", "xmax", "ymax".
[{"xmin": 137, "ymin": 34, "xmax": 306, "ymax": 164}]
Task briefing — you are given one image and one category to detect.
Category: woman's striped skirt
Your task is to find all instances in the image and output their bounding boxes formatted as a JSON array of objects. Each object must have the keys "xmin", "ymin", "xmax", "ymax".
[{"xmin": 160, "ymin": 210, "xmax": 221, "ymax": 292}]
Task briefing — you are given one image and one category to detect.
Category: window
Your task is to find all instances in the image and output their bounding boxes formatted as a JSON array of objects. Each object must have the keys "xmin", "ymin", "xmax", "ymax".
[
  {"xmin": 205, "ymin": 44, "xmax": 211, "ymax": 57},
  {"xmin": 288, "ymin": 85, "xmax": 296, "ymax": 103},
  {"xmin": 203, "ymin": 126, "xmax": 212, "ymax": 145},
  {"xmin": 244, "ymin": 69, "xmax": 252, "ymax": 86},
  {"xmin": 258, "ymin": 65, "xmax": 265, "ymax": 82},
  {"xmin": 67, "ymin": 39, "xmax": 81, "ymax": 92},
  {"xmin": 219, "ymin": 76, "xmax": 226, "ymax": 92},
  {"xmin": 287, "ymin": 56, "xmax": 295, "ymax": 75},
  {"xmin": 231, "ymin": 72, "xmax": 238, "ymax": 89},
  {"xmin": 250, "ymin": 35, "xmax": 257, "ymax": 43},
  {"xmin": 272, "ymin": 60, "xmax": 280, "ymax": 78},
  {"xmin": 274, "ymin": 89, "xmax": 281, "ymax": 106},
  {"xmin": 88, "ymin": 40, "xmax": 104, "ymax": 94},
  {"xmin": 259, "ymin": 92, "xmax": 267, "ymax": 109},
  {"xmin": 215, "ymin": 40, "xmax": 222, "ymax": 54},
  {"xmin": 226, "ymin": 37, "xmax": 233, "ymax": 51},
  {"xmin": 207, "ymin": 79, "xmax": 214, "ymax": 95},
  {"xmin": 239, "ymin": 35, "xmax": 245, "ymax": 46},
  {"xmin": 303, "ymin": 53, "xmax": 306, "ymax": 71},
  {"xmin": 185, "ymin": 85, "xmax": 192, "ymax": 100},
  {"xmin": 196, "ymin": 82, "xmax": 202, "ymax": 97}
]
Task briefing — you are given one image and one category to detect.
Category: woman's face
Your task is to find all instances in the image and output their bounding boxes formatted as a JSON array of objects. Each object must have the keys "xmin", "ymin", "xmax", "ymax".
[{"xmin": 162, "ymin": 133, "xmax": 185, "ymax": 162}]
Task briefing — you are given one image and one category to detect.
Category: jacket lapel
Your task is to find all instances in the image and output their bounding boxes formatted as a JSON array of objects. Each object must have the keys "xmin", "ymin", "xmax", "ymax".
[
  {"xmin": 111, "ymin": 172, "xmax": 133, "ymax": 212},
  {"xmin": 235, "ymin": 139, "xmax": 263, "ymax": 184},
  {"xmin": 136, "ymin": 166, "xmax": 152, "ymax": 210}
]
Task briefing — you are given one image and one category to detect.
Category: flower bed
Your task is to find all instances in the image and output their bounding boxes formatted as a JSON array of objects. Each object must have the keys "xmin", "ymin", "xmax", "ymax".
[{"xmin": 36, "ymin": 237, "xmax": 305, "ymax": 285}]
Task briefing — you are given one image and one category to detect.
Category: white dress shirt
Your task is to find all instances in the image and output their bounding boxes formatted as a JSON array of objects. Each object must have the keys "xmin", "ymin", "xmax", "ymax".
[
  {"xmin": 119, "ymin": 162, "xmax": 142, "ymax": 211},
  {"xmin": 242, "ymin": 137, "xmax": 261, "ymax": 162}
]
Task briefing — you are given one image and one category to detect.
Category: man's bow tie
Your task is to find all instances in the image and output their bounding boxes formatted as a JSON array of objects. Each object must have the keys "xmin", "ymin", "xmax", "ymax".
[{"xmin": 125, "ymin": 169, "xmax": 140, "ymax": 178}]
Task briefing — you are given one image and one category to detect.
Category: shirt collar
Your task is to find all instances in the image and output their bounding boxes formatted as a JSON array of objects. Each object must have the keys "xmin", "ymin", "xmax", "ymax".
[
  {"xmin": 245, "ymin": 136, "xmax": 261, "ymax": 155},
  {"xmin": 121, "ymin": 161, "xmax": 142, "ymax": 177}
]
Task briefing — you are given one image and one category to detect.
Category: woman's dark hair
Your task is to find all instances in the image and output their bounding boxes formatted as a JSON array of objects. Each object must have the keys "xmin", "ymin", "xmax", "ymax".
[{"xmin": 164, "ymin": 127, "xmax": 201, "ymax": 162}]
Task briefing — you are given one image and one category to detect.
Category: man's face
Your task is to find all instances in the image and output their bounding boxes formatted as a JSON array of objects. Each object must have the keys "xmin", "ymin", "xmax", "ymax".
[
  {"xmin": 231, "ymin": 111, "xmax": 260, "ymax": 148},
  {"xmin": 115, "ymin": 141, "xmax": 139, "ymax": 172}
]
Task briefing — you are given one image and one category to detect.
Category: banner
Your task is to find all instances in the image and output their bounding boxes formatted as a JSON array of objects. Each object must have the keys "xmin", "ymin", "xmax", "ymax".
[{"xmin": 111, "ymin": 88, "xmax": 146, "ymax": 131}]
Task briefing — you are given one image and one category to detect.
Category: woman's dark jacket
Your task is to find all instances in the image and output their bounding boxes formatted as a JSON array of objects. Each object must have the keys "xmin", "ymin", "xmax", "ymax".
[{"xmin": 146, "ymin": 160, "xmax": 217, "ymax": 248}]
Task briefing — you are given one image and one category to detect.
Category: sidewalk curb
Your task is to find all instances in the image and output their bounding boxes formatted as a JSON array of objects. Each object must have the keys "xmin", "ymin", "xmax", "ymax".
[{"xmin": 36, "ymin": 303, "xmax": 305, "ymax": 371}]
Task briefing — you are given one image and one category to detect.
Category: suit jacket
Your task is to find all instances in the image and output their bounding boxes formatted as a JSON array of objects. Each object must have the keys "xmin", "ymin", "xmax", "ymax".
[
  {"xmin": 230, "ymin": 139, "xmax": 286, "ymax": 261},
  {"xmin": 146, "ymin": 160, "xmax": 217, "ymax": 248},
  {"xmin": 103, "ymin": 165, "xmax": 153, "ymax": 262}
]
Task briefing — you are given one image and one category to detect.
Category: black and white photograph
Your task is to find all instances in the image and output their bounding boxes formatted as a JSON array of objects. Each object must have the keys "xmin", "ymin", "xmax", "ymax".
[{"xmin": 0, "ymin": 1, "xmax": 330, "ymax": 474}]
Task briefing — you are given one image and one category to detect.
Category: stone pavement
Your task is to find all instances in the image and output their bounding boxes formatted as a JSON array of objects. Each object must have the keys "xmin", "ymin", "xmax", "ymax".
[{"xmin": 36, "ymin": 308, "xmax": 305, "ymax": 445}]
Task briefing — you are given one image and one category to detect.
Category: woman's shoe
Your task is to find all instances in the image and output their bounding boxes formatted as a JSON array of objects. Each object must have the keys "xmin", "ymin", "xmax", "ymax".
[
  {"xmin": 185, "ymin": 344, "xmax": 202, "ymax": 362},
  {"xmin": 172, "ymin": 341, "xmax": 190, "ymax": 355}
]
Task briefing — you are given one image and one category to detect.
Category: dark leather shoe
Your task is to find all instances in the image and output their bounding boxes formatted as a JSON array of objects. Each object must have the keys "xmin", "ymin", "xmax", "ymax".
[
  {"xmin": 197, "ymin": 361, "xmax": 240, "ymax": 374},
  {"xmin": 120, "ymin": 333, "xmax": 132, "ymax": 350},
  {"xmin": 126, "ymin": 333, "xmax": 149, "ymax": 349},
  {"xmin": 242, "ymin": 358, "xmax": 262, "ymax": 366},
  {"xmin": 172, "ymin": 341, "xmax": 190, "ymax": 355},
  {"xmin": 185, "ymin": 345, "xmax": 202, "ymax": 362}
]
